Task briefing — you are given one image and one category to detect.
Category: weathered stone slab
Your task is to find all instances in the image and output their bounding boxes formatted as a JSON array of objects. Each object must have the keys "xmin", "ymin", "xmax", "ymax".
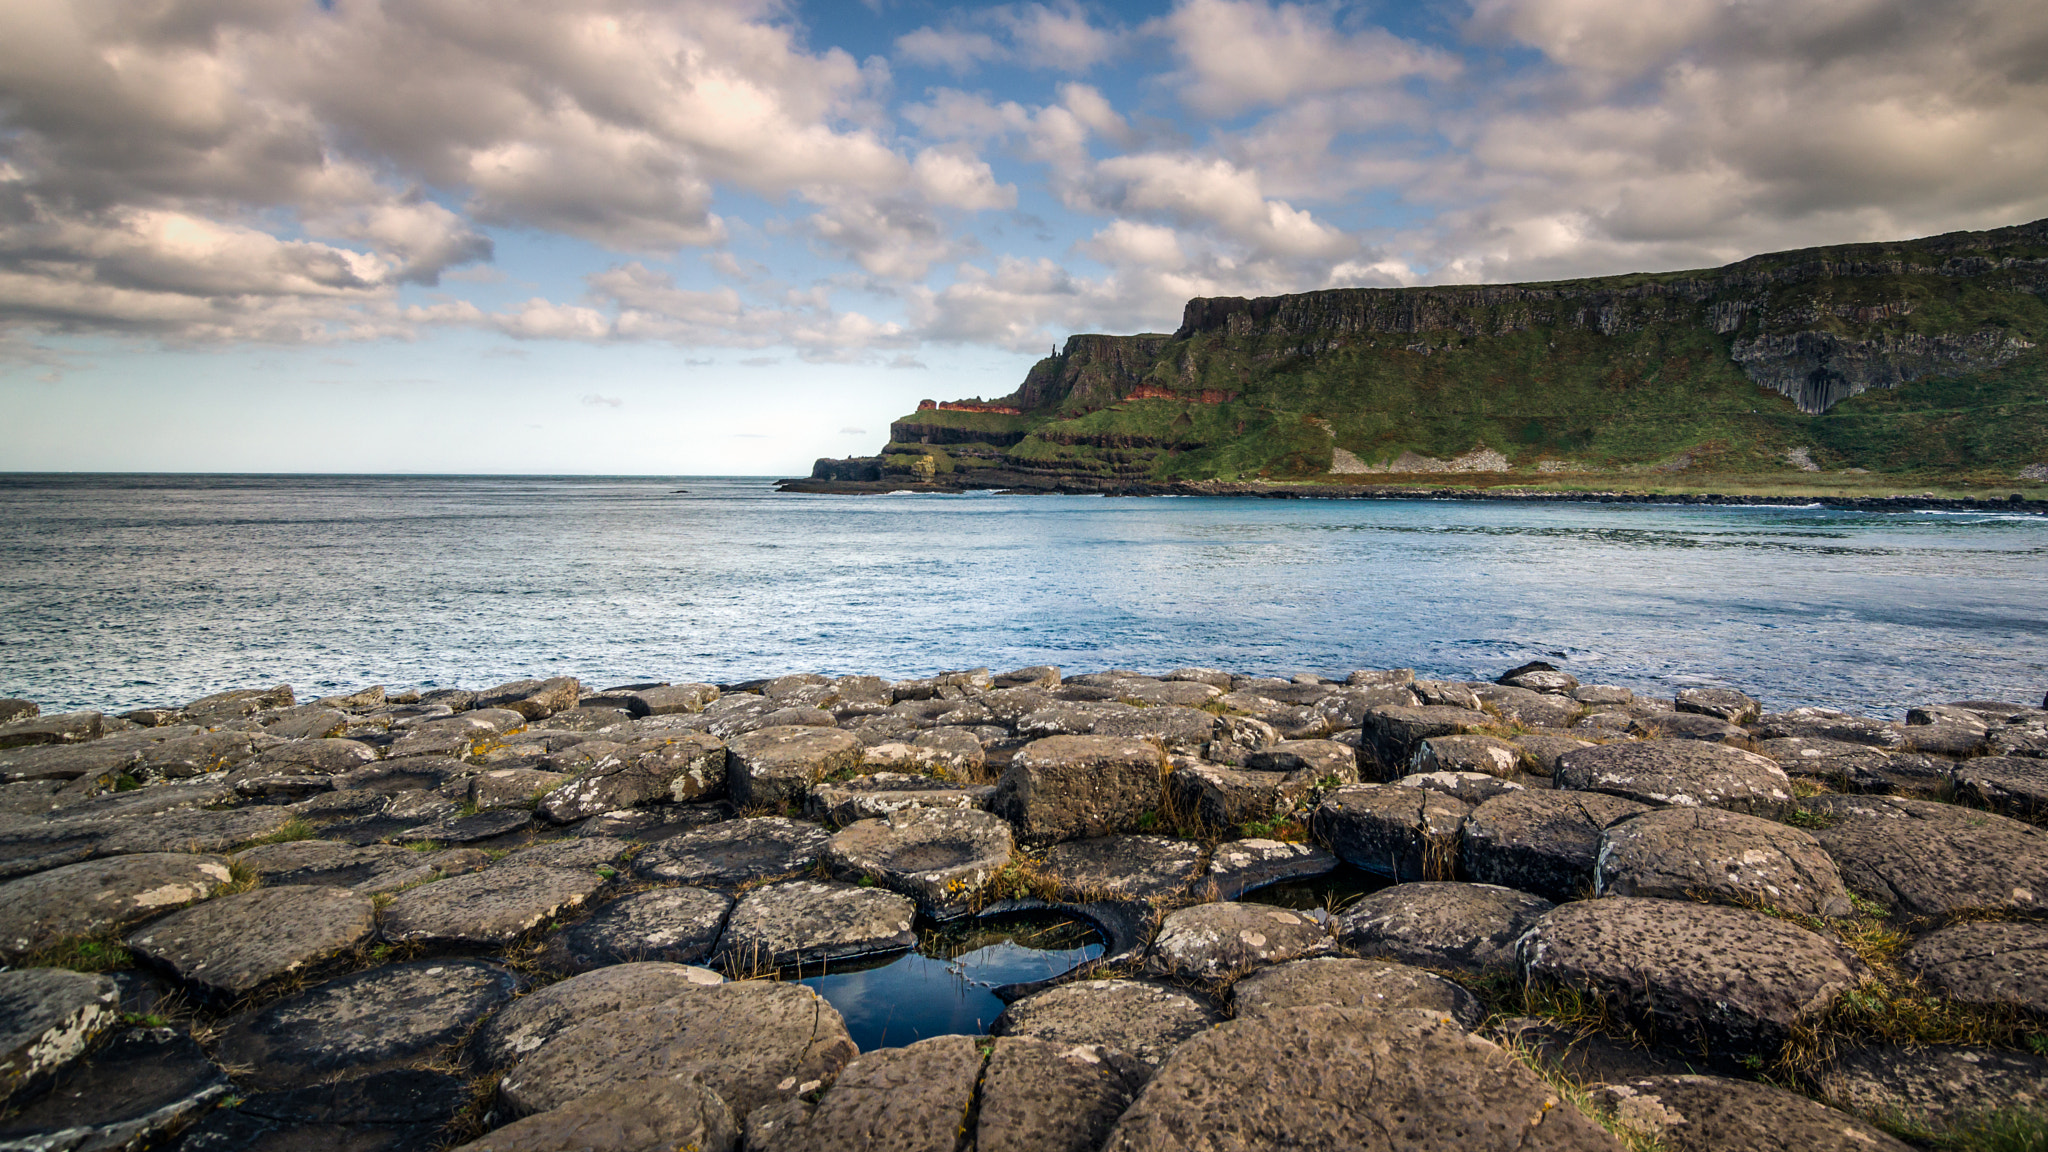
[
  {"xmin": 1232, "ymin": 956, "xmax": 1484, "ymax": 1029},
  {"xmin": 1596, "ymin": 806, "xmax": 1854, "ymax": 917},
  {"xmin": 539, "ymin": 733, "xmax": 729, "ymax": 822},
  {"xmin": 475, "ymin": 961, "xmax": 723, "ymax": 1068},
  {"xmin": 216, "ymin": 959, "xmax": 519, "ymax": 1089},
  {"xmin": 1752, "ymin": 708, "xmax": 1906, "ymax": 748},
  {"xmin": 715, "ymin": 880, "xmax": 915, "ymax": 971},
  {"xmin": 233, "ymin": 839, "xmax": 419, "ymax": 890},
  {"xmin": 0, "ymin": 969, "xmax": 118, "ymax": 1108},
  {"xmin": 1953, "ymin": 755, "xmax": 2048, "ymax": 820},
  {"xmin": 1203, "ymin": 838, "xmax": 1337, "ymax": 900},
  {"xmin": 1412, "ymin": 733, "xmax": 1523, "ymax": 778},
  {"xmin": 540, "ymin": 886, "xmax": 733, "ymax": 973},
  {"xmin": 1462, "ymin": 790, "xmax": 1651, "ymax": 902},
  {"xmin": 497, "ymin": 980, "xmax": 857, "ymax": 1123},
  {"xmin": 0, "ymin": 853, "xmax": 232, "ymax": 960},
  {"xmin": 502, "ymin": 836, "xmax": 629, "ymax": 870},
  {"xmin": 806, "ymin": 773, "xmax": 993, "ymax": 825},
  {"xmin": 1395, "ymin": 769, "xmax": 1526, "ymax": 805},
  {"xmin": 1755, "ymin": 736, "xmax": 1950, "ymax": 794},
  {"xmin": 1358, "ymin": 705, "xmax": 1492, "ymax": 778},
  {"xmin": 0, "ymin": 1026, "xmax": 229, "ymax": 1152},
  {"xmin": 1804, "ymin": 793, "xmax": 2048, "ymax": 919},
  {"xmin": 125, "ymin": 885, "xmax": 376, "ymax": 998},
  {"xmin": 1520, "ymin": 897, "xmax": 1863, "ymax": 1053},
  {"xmin": 1040, "ymin": 835, "xmax": 1204, "ymax": 903},
  {"xmin": 380, "ymin": 865, "xmax": 608, "ymax": 947},
  {"xmin": 976, "ymin": 1036, "xmax": 1144, "ymax": 1152},
  {"xmin": 1147, "ymin": 902, "xmax": 1333, "ymax": 980},
  {"xmin": 1675, "ymin": 687, "xmax": 1763, "ymax": 724},
  {"xmin": 726, "ymin": 726, "xmax": 861, "ymax": 810},
  {"xmin": 1817, "ymin": 1044, "xmax": 2048, "ymax": 1134},
  {"xmin": 634, "ymin": 817, "xmax": 831, "ymax": 887},
  {"xmin": 822, "ymin": 807, "xmax": 1012, "ymax": 919},
  {"xmin": 477, "ymin": 676, "xmax": 581, "ymax": 720},
  {"xmin": 1555, "ymin": 740, "xmax": 1794, "ymax": 817},
  {"xmin": 993, "ymin": 979, "xmax": 1218, "ymax": 1071},
  {"xmin": 399, "ymin": 806, "xmax": 533, "ymax": 844},
  {"xmin": 467, "ymin": 767, "xmax": 571, "ymax": 811},
  {"xmin": 1338, "ymin": 881, "xmax": 1554, "ymax": 974},
  {"xmin": 0, "ymin": 712, "xmax": 104, "ymax": 751},
  {"xmin": 1311, "ymin": 783, "xmax": 1469, "ymax": 881},
  {"xmin": 91, "ymin": 804, "xmax": 297, "ymax": 855},
  {"xmin": 1512, "ymin": 732, "xmax": 1596, "ymax": 775},
  {"xmin": 1902, "ymin": 920, "xmax": 2048, "ymax": 1015},
  {"xmin": 746, "ymin": 1034, "xmax": 983, "ymax": 1152},
  {"xmin": 993, "ymin": 735, "xmax": 1167, "ymax": 847},
  {"xmin": 1101, "ymin": 1007, "xmax": 1622, "ymax": 1151},
  {"xmin": 1164, "ymin": 761, "xmax": 1289, "ymax": 830},
  {"xmin": 1594, "ymin": 1073, "xmax": 1908, "ymax": 1152},
  {"xmin": 455, "ymin": 1074, "xmax": 737, "ymax": 1152}
]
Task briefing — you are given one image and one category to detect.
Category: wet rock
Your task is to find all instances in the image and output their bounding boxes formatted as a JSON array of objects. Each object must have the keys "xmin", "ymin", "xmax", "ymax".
[
  {"xmin": 1596, "ymin": 806, "xmax": 1854, "ymax": 917},
  {"xmin": 0, "ymin": 712, "xmax": 104, "ymax": 751},
  {"xmin": 1395, "ymin": 770, "xmax": 1526, "ymax": 805},
  {"xmin": 1102, "ymin": 1006, "xmax": 1622, "ymax": 1152},
  {"xmin": 539, "ymin": 887, "xmax": 733, "ymax": 973},
  {"xmin": 822, "ymin": 807, "xmax": 1012, "ymax": 919},
  {"xmin": 216, "ymin": 959, "xmax": 520, "ymax": 1089},
  {"xmin": 0, "ymin": 1026, "xmax": 228, "ymax": 1152},
  {"xmin": 746, "ymin": 1034, "xmax": 983, "ymax": 1152},
  {"xmin": 1804, "ymin": 793, "xmax": 2048, "ymax": 919},
  {"xmin": 1817, "ymin": 1044, "xmax": 2048, "ymax": 1134},
  {"xmin": 1411, "ymin": 733, "xmax": 1523, "ymax": 778},
  {"xmin": 1203, "ymin": 838, "xmax": 1337, "ymax": 900},
  {"xmin": 476, "ymin": 677, "xmax": 581, "ymax": 720},
  {"xmin": 1147, "ymin": 902, "xmax": 1333, "ymax": 980},
  {"xmin": 1675, "ymin": 687, "xmax": 1763, "ymax": 724},
  {"xmin": 725, "ymin": 726, "xmax": 861, "ymax": 810},
  {"xmin": 1338, "ymin": 881, "xmax": 1555, "ymax": 974},
  {"xmin": 993, "ymin": 979, "xmax": 1219, "ymax": 1071},
  {"xmin": 1520, "ymin": 897, "xmax": 1863, "ymax": 1053},
  {"xmin": 634, "ymin": 817, "xmax": 831, "ymax": 887},
  {"xmin": 475, "ymin": 962, "xmax": 723, "ymax": 1068},
  {"xmin": 976, "ymin": 1036, "xmax": 1144, "ymax": 1152},
  {"xmin": 1358, "ymin": 705, "xmax": 1492, "ymax": 778},
  {"xmin": 992, "ymin": 735, "xmax": 1167, "ymax": 847},
  {"xmin": 0, "ymin": 853, "xmax": 232, "ymax": 960},
  {"xmin": 1555, "ymin": 739, "xmax": 1793, "ymax": 817},
  {"xmin": 1952, "ymin": 755, "xmax": 2048, "ymax": 820},
  {"xmin": 1232, "ymin": 956, "xmax": 1483, "ymax": 1028},
  {"xmin": 1311, "ymin": 783, "xmax": 1469, "ymax": 881},
  {"xmin": 1593, "ymin": 1073, "xmax": 1908, "ymax": 1152},
  {"xmin": 380, "ymin": 865, "xmax": 607, "ymax": 947},
  {"xmin": 1040, "ymin": 835, "xmax": 1204, "ymax": 903},
  {"xmin": 176, "ymin": 1067, "xmax": 469, "ymax": 1152},
  {"xmin": 806, "ymin": 773, "xmax": 993, "ymax": 825},
  {"xmin": 497, "ymin": 980, "xmax": 857, "ymax": 1123},
  {"xmin": 125, "ymin": 886, "xmax": 376, "ymax": 998},
  {"xmin": 456, "ymin": 1074, "xmax": 737, "ymax": 1152},
  {"xmin": 0, "ymin": 970, "xmax": 118, "ymax": 1108},
  {"xmin": 1902, "ymin": 920, "xmax": 2048, "ymax": 1015},
  {"xmin": 714, "ymin": 880, "xmax": 915, "ymax": 970}
]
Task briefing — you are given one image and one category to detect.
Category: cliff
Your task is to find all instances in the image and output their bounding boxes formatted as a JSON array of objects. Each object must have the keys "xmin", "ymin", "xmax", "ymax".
[{"xmin": 823, "ymin": 217, "xmax": 2048, "ymax": 487}]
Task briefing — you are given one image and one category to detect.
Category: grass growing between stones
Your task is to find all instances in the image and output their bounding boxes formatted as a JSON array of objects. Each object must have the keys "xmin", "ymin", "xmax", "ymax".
[
  {"xmin": 1874, "ymin": 1107, "xmax": 2048, "ymax": 1152},
  {"xmin": 228, "ymin": 817, "xmax": 317, "ymax": 851},
  {"xmin": 1493, "ymin": 1035, "xmax": 1669, "ymax": 1152},
  {"xmin": 16, "ymin": 932, "xmax": 135, "ymax": 973}
]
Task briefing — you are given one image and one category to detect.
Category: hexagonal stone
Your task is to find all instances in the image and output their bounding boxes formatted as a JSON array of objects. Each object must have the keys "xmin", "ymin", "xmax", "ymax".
[
  {"xmin": 1338, "ymin": 881, "xmax": 1554, "ymax": 974},
  {"xmin": 539, "ymin": 734, "xmax": 729, "ymax": 822},
  {"xmin": 1039, "ymin": 835, "xmax": 1204, "ymax": 903},
  {"xmin": 1555, "ymin": 740, "xmax": 1793, "ymax": 817},
  {"xmin": 1755, "ymin": 737, "xmax": 1950, "ymax": 795},
  {"xmin": 806, "ymin": 773, "xmax": 994, "ymax": 825},
  {"xmin": 477, "ymin": 676, "xmax": 581, "ymax": 720},
  {"xmin": 0, "ymin": 852, "xmax": 232, "ymax": 960},
  {"xmin": 1804, "ymin": 794, "xmax": 2048, "ymax": 919},
  {"xmin": 1461, "ymin": 790, "xmax": 1651, "ymax": 902},
  {"xmin": 1358, "ymin": 705, "xmax": 1493, "ymax": 778},
  {"xmin": 1203, "ymin": 838, "xmax": 1337, "ymax": 900},
  {"xmin": 1396, "ymin": 770, "xmax": 1526, "ymax": 805},
  {"xmin": 0, "ymin": 969, "xmax": 118, "ymax": 1108},
  {"xmin": 216, "ymin": 960, "xmax": 520, "ymax": 1089},
  {"xmin": 1595, "ymin": 806, "xmax": 1853, "ymax": 917},
  {"xmin": 453, "ymin": 1074, "xmax": 737, "ymax": 1152},
  {"xmin": 0, "ymin": 712, "xmax": 104, "ymax": 751},
  {"xmin": 501, "ymin": 836, "xmax": 630, "ymax": 871},
  {"xmin": 1101, "ymin": 1007, "xmax": 1622, "ymax": 1151},
  {"xmin": 474, "ymin": 961, "xmax": 724, "ymax": 1068},
  {"xmin": 993, "ymin": 979, "xmax": 1218, "ymax": 1071},
  {"xmin": 398, "ymin": 806, "xmax": 533, "ymax": 844},
  {"xmin": 381, "ymin": 866, "xmax": 608, "ymax": 947},
  {"xmin": 726, "ymin": 727, "xmax": 861, "ymax": 811},
  {"xmin": 1675, "ymin": 687, "xmax": 1763, "ymax": 724},
  {"xmin": 714, "ymin": 880, "xmax": 915, "ymax": 972},
  {"xmin": 1753, "ymin": 708, "xmax": 1905, "ymax": 748},
  {"xmin": 1231, "ymin": 957, "xmax": 1483, "ymax": 1029},
  {"xmin": 1412, "ymin": 734, "xmax": 1524, "ymax": 778},
  {"xmin": 1816, "ymin": 1044, "xmax": 2048, "ymax": 1135},
  {"xmin": 1311, "ymin": 784, "xmax": 1469, "ymax": 881},
  {"xmin": 232, "ymin": 839, "xmax": 423, "ymax": 889},
  {"xmin": 124, "ymin": 885, "xmax": 376, "ymax": 998},
  {"xmin": 539, "ymin": 886, "xmax": 733, "ymax": 973},
  {"xmin": 1147, "ymin": 902, "xmax": 1332, "ymax": 981},
  {"xmin": 1593, "ymin": 1073, "xmax": 1907, "ymax": 1152},
  {"xmin": 497, "ymin": 980, "xmax": 857, "ymax": 1124},
  {"xmin": 822, "ymin": 807, "xmax": 1013, "ymax": 920},
  {"xmin": 993, "ymin": 736, "xmax": 1167, "ymax": 847},
  {"xmin": 1902, "ymin": 920, "xmax": 2048, "ymax": 1015},
  {"xmin": 976, "ymin": 1036, "xmax": 1145, "ymax": 1152},
  {"xmin": 747, "ymin": 1034, "xmax": 984, "ymax": 1152},
  {"xmin": 1520, "ymin": 897, "xmax": 1863, "ymax": 1054},
  {"xmin": 1952, "ymin": 755, "xmax": 2048, "ymax": 820},
  {"xmin": 634, "ymin": 817, "xmax": 831, "ymax": 887},
  {"xmin": 0, "ymin": 1025, "xmax": 229, "ymax": 1151}
]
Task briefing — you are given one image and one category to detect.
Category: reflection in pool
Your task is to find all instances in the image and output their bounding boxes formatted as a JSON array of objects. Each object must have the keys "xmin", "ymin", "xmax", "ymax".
[
  {"xmin": 797, "ymin": 913, "xmax": 1104, "ymax": 1052},
  {"xmin": 1237, "ymin": 863, "xmax": 1393, "ymax": 922}
]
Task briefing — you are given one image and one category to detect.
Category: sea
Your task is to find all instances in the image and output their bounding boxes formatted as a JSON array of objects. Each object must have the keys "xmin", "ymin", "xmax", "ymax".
[{"xmin": 1, "ymin": 473, "xmax": 2044, "ymax": 718}]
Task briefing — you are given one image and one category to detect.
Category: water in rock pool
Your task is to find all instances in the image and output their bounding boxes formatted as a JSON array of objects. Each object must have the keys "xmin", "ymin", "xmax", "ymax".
[
  {"xmin": 795, "ymin": 913, "xmax": 1104, "ymax": 1052},
  {"xmin": 1238, "ymin": 864, "xmax": 1394, "ymax": 921},
  {"xmin": 4, "ymin": 473, "xmax": 2045, "ymax": 714}
]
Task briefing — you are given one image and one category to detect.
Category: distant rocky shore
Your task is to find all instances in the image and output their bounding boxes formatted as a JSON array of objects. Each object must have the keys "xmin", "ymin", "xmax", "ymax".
[{"xmin": 1, "ymin": 664, "xmax": 2044, "ymax": 1150}]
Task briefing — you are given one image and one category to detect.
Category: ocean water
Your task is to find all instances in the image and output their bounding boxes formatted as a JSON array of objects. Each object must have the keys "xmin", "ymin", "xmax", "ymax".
[{"xmin": 1, "ymin": 473, "xmax": 2043, "ymax": 717}]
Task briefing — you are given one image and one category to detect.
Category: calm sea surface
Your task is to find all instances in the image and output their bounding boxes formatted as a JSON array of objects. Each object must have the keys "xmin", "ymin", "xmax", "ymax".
[{"xmin": 1, "ymin": 474, "xmax": 2043, "ymax": 717}]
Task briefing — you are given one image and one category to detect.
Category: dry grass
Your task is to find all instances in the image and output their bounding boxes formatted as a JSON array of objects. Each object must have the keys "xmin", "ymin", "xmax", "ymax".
[
  {"xmin": 1494, "ymin": 1033, "xmax": 1670, "ymax": 1152},
  {"xmin": 229, "ymin": 817, "xmax": 317, "ymax": 852}
]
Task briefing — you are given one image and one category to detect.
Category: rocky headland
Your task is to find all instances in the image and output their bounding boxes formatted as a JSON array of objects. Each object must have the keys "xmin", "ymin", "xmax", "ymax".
[
  {"xmin": 795, "ymin": 217, "xmax": 2048, "ymax": 495},
  {"xmin": 0, "ymin": 664, "xmax": 2044, "ymax": 1150}
]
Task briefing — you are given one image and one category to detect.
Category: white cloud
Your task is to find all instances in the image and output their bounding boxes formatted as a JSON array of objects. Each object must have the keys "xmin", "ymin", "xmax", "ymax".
[
  {"xmin": 895, "ymin": 3, "xmax": 1123, "ymax": 75},
  {"xmin": 1157, "ymin": 0, "xmax": 1460, "ymax": 115}
]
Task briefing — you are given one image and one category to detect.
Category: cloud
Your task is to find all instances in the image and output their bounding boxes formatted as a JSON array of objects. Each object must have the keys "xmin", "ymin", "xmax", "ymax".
[
  {"xmin": 1156, "ymin": 0, "xmax": 1460, "ymax": 115},
  {"xmin": 895, "ymin": 3, "xmax": 1122, "ymax": 75},
  {"xmin": 581, "ymin": 392, "xmax": 623, "ymax": 407},
  {"xmin": 839, "ymin": 425, "xmax": 869, "ymax": 433}
]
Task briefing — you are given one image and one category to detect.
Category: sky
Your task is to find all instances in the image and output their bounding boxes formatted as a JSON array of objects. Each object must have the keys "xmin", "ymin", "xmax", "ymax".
[{"xmin": 2, "ymin": 0, "xmax": 2045, "ymax": 475}]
